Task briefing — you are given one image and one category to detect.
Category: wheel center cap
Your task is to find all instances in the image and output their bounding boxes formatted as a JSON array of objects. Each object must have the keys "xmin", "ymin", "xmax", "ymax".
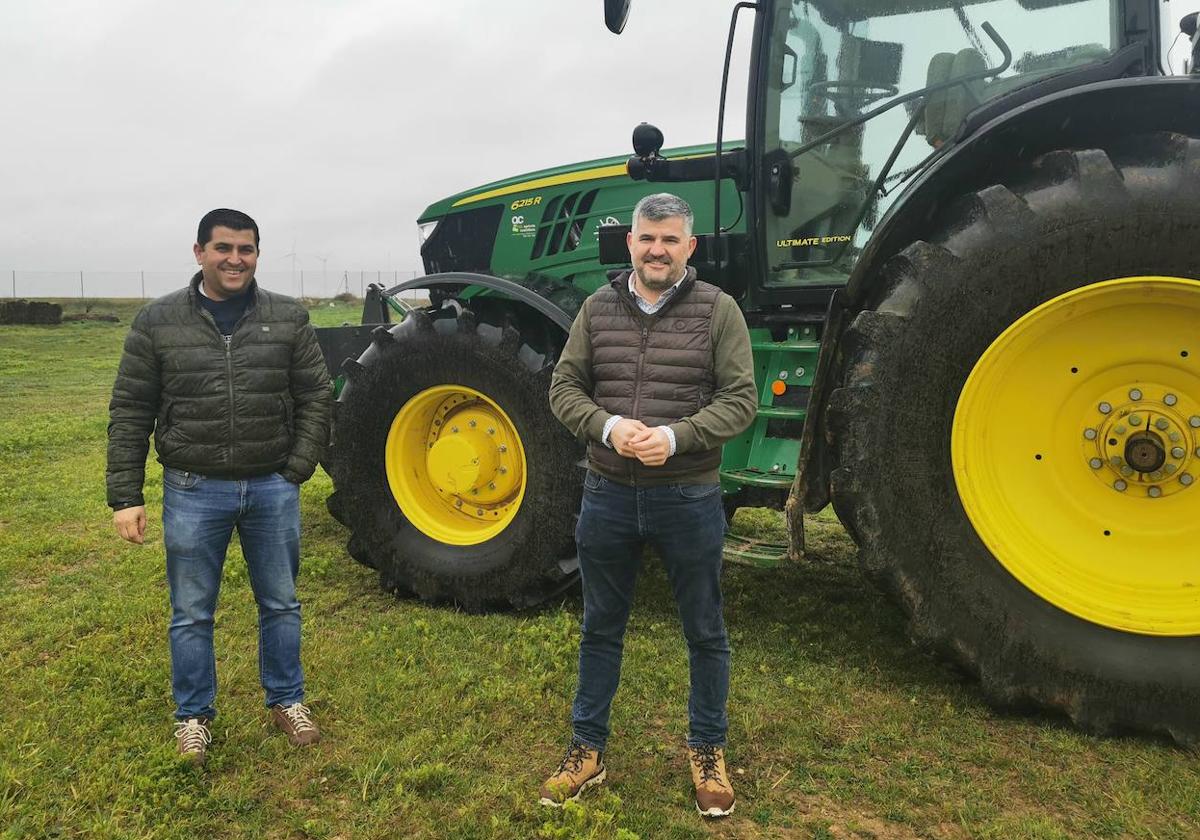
[
  {"xmin": 1125, "ymin": 432, "xmax": 1165, "ymax": 473},
  {"xmin": 426, "ymin": 430, "xmax": 499, "ymax": 493}
]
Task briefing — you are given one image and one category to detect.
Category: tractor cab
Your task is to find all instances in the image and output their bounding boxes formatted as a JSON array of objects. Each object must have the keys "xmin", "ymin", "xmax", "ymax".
[{"xmin": 618, "ymin": 0, "xmax": 1159, "ymax": 306}]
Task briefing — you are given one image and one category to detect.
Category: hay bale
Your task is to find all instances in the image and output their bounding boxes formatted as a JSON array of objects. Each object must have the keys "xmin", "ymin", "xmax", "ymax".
[{"xmin": 0, "ymin": 300, "xmax": 63, "ymax": 325}]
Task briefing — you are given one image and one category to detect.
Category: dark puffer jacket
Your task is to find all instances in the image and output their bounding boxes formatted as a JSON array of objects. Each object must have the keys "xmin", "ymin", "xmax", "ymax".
[{"xmin": 106, "ymin": 274, "xmax": 332, "ymax": 509}]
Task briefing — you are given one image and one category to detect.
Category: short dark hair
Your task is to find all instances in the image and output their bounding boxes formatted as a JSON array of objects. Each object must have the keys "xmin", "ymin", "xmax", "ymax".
[{"xmin": 197, "ymin": 208, "xmax": 260, "ymax": 248}]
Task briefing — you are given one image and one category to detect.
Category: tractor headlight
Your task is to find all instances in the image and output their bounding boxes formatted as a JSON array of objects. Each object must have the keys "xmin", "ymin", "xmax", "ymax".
[{"xmin": 417, "ymin": 221, "xmax": 438, "ymax": 245}]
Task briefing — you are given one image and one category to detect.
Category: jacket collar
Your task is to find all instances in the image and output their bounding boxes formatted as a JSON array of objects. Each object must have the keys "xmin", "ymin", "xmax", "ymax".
[
  {"xmin": 610, "ymin": 265, "xmax": 697, "ymax": 315},
  {"xmin": 188, "ymin": 271, "xmax": 260, "ymax": 310}
]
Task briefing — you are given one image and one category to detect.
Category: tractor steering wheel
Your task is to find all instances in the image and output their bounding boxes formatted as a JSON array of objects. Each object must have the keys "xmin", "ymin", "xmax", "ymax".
[{"xmin": 808, "ymin": 80, "xmax": 899, "ymax": 116}]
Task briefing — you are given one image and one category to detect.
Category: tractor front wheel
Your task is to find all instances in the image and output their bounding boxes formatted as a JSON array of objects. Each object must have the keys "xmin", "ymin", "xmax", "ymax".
[{"xmin": 327, "ymin": 305, "xmax": 582, "ymax": 610}]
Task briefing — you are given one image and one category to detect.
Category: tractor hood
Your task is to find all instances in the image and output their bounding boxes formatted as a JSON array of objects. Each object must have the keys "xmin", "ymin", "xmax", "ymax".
[{"xmin": 417, "ymin": 141, "xmax": 734, "ymax": 224}]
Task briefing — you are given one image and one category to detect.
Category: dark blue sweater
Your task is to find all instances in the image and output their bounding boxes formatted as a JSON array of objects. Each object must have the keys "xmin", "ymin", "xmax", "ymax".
[{"xmin": 199, "ymin": 287, "xmax": 251, "ymax": 337}]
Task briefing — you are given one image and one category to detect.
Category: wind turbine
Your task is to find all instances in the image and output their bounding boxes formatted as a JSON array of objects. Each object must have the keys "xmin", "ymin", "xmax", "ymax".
[
  {"xmin": 280, "ymin": 238, "xmax": 300, "ymax": 298},
  {"xmin": 315, "ymin": 254, "xmax": 330, "ymax": 297}
]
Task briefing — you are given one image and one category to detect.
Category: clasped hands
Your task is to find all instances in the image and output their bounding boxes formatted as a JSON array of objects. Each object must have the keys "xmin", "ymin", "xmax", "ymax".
[{"xmin": 609, "ymin": 418, "xmax": 670, "ymax": 467}]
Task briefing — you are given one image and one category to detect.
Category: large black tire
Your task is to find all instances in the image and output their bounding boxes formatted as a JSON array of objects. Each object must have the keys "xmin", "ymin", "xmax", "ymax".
[
  {"xmin": 828, "ymin": 132, "xmax": 1200, "ymax": 744},
  {"xmin": 327, "ymin": 305, "xmax": 582, "ymax": 610}
]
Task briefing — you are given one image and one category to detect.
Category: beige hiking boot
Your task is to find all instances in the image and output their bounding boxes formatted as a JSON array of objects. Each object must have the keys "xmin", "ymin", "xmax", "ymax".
[
  {"xmin": 538, "ymin": 739, "xmax": 606, "ymax": 806},
  {"xmin": 688, "ymin": 744, "xmax": 735, "ymax": 817},
  {"xmin": 174, "ymin": 717, "xmax": 212, "ymax": 765},
  {"xmin": 270, "ymin": 703, "xmax": 321, "ymax": 746}
]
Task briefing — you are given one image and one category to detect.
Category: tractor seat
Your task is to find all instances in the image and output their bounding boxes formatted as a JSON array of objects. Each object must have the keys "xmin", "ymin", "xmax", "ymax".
[{"xmin": 919, "ymin": 48, "xmax": 986, "ymax": 147}]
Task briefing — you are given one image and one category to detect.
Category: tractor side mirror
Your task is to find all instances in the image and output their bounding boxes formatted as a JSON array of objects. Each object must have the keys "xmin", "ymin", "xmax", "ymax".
[{"xmin": 605, "ymin": 0, "xmax": 631, "ymax": 34}]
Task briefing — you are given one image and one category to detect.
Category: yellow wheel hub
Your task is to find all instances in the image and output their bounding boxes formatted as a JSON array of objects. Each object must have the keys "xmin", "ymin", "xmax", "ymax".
[
  {"xmin": 953, "ymin": 277, "xmax": 1200, "ymax": 636},
  {"xmin": 384, "ymin": 385, "xmax": 526, "ymax": 545}
]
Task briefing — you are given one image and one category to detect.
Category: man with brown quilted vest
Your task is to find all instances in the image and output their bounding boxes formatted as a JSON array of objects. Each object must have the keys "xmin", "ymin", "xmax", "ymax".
[
  {"xmin": 107, "ymin": 209, "xmax": 331, "ymax": 765},
  {"xmin": 543, "ymin": 193, "xmax": 756, "ymax": 817}
]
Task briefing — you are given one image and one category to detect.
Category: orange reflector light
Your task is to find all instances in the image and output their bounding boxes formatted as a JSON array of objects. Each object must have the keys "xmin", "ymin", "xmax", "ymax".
[{"xmin": 771, "ymin": 380, "xmax": 786, "ymax": 396}]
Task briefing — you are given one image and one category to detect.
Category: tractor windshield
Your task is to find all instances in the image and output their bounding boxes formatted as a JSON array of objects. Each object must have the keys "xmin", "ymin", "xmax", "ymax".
[{"xmin": 761, "ymin": 0, "xmax": 1119, "ymax": 286}]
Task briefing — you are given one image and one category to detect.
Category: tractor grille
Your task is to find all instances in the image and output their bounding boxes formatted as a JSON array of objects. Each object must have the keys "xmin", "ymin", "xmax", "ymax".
[
  {"xmin": 531, "ymin": 189, "xmax": 599, "ymax": 260},
  {"xmin": 420, "ymin": 204, "xmax": 503, "ymax": 275}
]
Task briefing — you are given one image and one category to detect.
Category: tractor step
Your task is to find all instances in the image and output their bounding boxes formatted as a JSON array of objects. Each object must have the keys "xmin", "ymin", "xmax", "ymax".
[
  {"xmin": 719, "ymin": 468, "xmax": 794, "ymax": 488},
  {"xmin": 722, "ymin": 533, "xmax": 790, "ymax": 568}
]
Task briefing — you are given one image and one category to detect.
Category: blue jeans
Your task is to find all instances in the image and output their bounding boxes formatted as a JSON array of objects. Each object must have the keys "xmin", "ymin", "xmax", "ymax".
[
  {"xmin": 162, "ymin": 467, "xmax": 304, "ymax": 720},
  {"xmin": 571, "ymin": 471, "xmax": 730, "ymax": 752}
]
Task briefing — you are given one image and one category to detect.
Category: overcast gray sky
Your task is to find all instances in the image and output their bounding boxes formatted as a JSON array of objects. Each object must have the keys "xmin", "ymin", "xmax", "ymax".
[
  {"xmin": 4, "ymin": 0, "xmax": 1196, "ymax": 294},
  {"xmin": 0, "ymin": 0, "xmax": 751, "ymax": 285}
]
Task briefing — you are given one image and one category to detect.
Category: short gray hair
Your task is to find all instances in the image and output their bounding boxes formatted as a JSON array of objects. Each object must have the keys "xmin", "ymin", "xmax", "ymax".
[{"xmin": 631, "ymin": 193, "xmax": 694, "ymax": 237}]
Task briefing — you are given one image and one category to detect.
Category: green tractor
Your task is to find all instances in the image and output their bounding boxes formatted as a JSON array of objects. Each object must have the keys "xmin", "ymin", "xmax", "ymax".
[{"xmin": 317, "ymin": 0, "xmax": 1200, "ymax": 744}]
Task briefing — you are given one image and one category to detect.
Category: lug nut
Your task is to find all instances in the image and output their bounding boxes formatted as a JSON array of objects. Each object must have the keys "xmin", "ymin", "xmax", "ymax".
[
  {"xmin": 1155, "ymin": 418, "xmax": 1169, "ymax": 431},
  {"xmin": 1114, "ymin": 480, "xmax": 1127, "ymax": 492},
  {"xmin": 779, "ymin": 370, "xmax": 788, "ymax": 380},
  {"xmin": 498, "ymin": 445, "xmax": 508, "ymax": 453},
  {"xmin": 1150, "ymin": 470, "xmax": 1164, "ymax": 481},
  {"xmin": 487, "ymin": 427, "xmax": 495, "ymax": 435},
  {"xmin": 476, "ymin": 508, "xmax": 484, "ymax": 515},
  {"xmin": 498, "ymin": 466, "xmax": 508, "ymax": 475},
  {"xmin": 1165, "ymin": 393, "xmax": 1178, "ymax": 406},
  {"xmin": 1191, "ymin": 416, "xmax": 1200, "ymax": 428},
  {"xmin": 1083, "ymin": 428, "xmax": 1097, "ymax": 440},
  {"xmin": 1115, "ymin": 425, "xmax": 1126, "ymax": 435},
  {"xmin": 455, "ymin": 500, "xmax": 462, "ymax": 508},
  {"xmin": 450, "ymin": 426, "xmax": 459, "ymax": 434},
  {"xmin": 488, "ymin": 482, "xmax": 496, "ymax": 490},
  {"xmin": 1170, "ymin": 432, "xmax": 1182, "ymax": 443},
  {"xmin": 1098, "ymin": 401, "xmax": 1112, "ymax": 414},
  {"xmin": 1089, "ymin": 458, "xmax": 1103, "ymax": 469},
  {"xmin": 1172, "ymin": 447, "xmax": 1186, "ymax": 459},
  {"xmin": 1182, "ymin": 473, "xmax": 1195, "ymax": 486},
  {"xmin": 1129, "ymin": 415, "xmax": 1142, "ymax": 426},
  {"xmin": 1130, "ymin": 388, "xmax": 1143, "ymax": 401},
  {"xmin": 1121, "ymin": 465, "xmax": 1134, "ymax": 477},
  {"xmin": 1166, "ymin": 464, "xmax": 1178, "ymax": 475},
  {"xmin": 1110, "ymin": 455, "xmax": 1122, "ymax": 466},
  {"xmin": 1149, "ymin": 486, "xmax": 1162, "ymax": 498},
  {"xmin": 469, "ymin": 419, "xmax": 476, "ymax": 427}
]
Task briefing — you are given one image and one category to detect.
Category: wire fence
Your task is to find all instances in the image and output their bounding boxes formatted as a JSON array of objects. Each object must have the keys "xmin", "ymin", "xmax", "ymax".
[{"xmin": 2, "ymin": 270, "xmax": 426, "ymax": 302}]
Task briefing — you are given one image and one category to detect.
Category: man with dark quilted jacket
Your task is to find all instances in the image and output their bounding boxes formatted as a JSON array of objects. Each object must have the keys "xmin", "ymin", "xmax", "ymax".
[{"xmin": 106, "ymin": 208, "xmax": 332, "ymax": 765}]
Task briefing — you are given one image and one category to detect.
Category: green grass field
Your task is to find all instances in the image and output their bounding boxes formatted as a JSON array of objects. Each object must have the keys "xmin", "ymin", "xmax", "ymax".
[{"xmin": 1, "ymin": 299, "xmax": 1198, "ymax": 839}]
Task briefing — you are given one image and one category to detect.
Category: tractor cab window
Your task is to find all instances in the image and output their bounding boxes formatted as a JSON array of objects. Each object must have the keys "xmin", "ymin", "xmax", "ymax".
[{"xmin": 760, "ymin": 0, "xmax": 1118, "ymax": 286}]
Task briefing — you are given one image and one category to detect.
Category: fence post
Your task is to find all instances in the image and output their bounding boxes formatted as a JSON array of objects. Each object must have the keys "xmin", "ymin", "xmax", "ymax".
[
  {"xmin": 141, "ymin": 271, "xmax": 145, "ymax": 300},
  {"xmin": 80, "ymin": 270, "xmax": 85, "ymax": 299},
  {"xmin": 10, "ymin": 269, "xmax": 14, "ymax": 299},
  {"xmin": 360, "ymin": 270, "xmax": 364, "ymax": 297},
  {"xmin": 300, "ymin": 270, "xmax": 305, "ymax": 299}
]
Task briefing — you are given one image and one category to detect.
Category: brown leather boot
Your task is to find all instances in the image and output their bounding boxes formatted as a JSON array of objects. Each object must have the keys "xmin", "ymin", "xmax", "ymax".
[
  {"xmin": 174, "ymin": 717, "xmax": 212, "ymax": 765},
  {"xmin": 270, "ymin": 703, "xmax": 321, "ymax": 746},
  {"xmin": 538, "ymin": 739, "xmax": 606, "ymax": 806},
  {"xmin": 688, "ymin": 744, "xmax": 735, "ymax": 817}
]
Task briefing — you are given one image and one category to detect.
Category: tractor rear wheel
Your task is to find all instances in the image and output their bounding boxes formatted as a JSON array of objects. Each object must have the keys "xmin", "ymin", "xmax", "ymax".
[
  {"xmin": 327, "ymin": 305, "xmax": 582, "ymax": 610},
  {"xmin": 828, "ymin": 133, "xmax": 1200, "ymax": 744}
]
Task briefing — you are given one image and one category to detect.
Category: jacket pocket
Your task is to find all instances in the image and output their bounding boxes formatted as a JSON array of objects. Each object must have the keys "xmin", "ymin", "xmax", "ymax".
[{"xmin": 280, "ymin": 395, "xmax": 294, "ymax": 434}]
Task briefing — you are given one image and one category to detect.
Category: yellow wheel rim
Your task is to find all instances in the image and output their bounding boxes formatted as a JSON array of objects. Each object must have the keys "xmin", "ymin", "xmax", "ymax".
[
  {"xmin": 384, "ymin": 385, "xmax": 527, "ymax": 546},
  {"xmin": 953, "ymin": 277, "xmax": 1200, "ymax": 636}
]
